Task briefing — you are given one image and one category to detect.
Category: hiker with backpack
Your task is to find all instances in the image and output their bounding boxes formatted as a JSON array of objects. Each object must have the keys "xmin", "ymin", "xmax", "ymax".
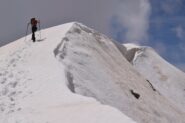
[{"xmin": 28, "ymin": 18, "xmax": 40, "ymax": 42}]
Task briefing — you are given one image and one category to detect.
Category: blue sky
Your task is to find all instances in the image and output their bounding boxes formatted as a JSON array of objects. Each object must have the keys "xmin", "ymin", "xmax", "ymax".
[
  {"xmin": 0, "ymin": 0, "xmax": 184, "ymax": 72},
  {"xmin": 110, "ymin": 0, "xmax": 185, "ymax": 72},
  {"xmin": 149, "ymin": 0, "xmax": 185, "ymax": 71}
]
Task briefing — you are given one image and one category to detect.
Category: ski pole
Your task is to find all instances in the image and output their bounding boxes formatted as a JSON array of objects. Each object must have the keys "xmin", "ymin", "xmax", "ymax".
[
  {"xmin": 24, "ymin": 23, "xmax": 29, "ymax": 42},
  {"xmin": 39, "ymin": 21, "xmax": 41, "ymax": 40}
]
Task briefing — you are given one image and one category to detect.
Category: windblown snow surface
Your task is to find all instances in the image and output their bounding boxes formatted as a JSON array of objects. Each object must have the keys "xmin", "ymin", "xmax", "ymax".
[
  {"xmin": 124, "ymin": 43, "xmax": 185, "ymax": 112},
  {"xmin": 0, "ymin": 22, "xmax": 136, "ymax": 123},
  {"xmin": 0, "ymin": 22, "xmax": 185, "ymax": 123}
]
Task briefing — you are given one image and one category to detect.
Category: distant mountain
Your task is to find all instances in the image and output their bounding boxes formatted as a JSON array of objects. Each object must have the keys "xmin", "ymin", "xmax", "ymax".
[
  {"xmin": 0, "ymin": 22, "xmax": 185, "ymax": 123},
  {"xmin": 124, "ymin": 43, "xmax": 185, "ymax": 112}
]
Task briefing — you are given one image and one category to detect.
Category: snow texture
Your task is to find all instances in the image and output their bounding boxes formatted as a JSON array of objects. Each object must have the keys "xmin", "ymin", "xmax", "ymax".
[
  {"xmin": 54, "ymin": 23, "xmax": 185, "ymax": 123},
  {"xmin": 124, "ymin": 43, "xmax": 185, "ymax": 112},
  {"xmin": 0, "ymin": 22, "xmax": 185, "ymax": 123},
  {"xmin": 0, "ymin": 22, "xmax": 136, "ymax": 123}
]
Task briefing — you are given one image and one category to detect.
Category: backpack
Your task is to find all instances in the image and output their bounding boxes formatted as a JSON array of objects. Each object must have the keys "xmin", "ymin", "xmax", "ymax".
[{"xmin": 31, "ymin": 18, "xmax": 37, "ymax": 26}]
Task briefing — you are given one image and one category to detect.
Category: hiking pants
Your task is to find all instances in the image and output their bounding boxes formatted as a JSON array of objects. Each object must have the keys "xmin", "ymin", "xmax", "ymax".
[{"xmin": 32, "ymin": 26, "xmax": 37, "ymax": 42}]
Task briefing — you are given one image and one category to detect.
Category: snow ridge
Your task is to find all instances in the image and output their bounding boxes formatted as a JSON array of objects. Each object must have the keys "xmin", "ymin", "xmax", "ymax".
[
  {"xmin": 1, "ymin": 22, "xmax": 185, "ymax": 123},
  {"xmin": 0, "ymin": 22, "xmax": 136, "ymax": 123},
  {"xmin": 124, "ymin": 44, "xmax": 185, "ymax": 112},
  {"xmin": 54, "ymin": 23, "xmax": 185, "ymax": 123}
]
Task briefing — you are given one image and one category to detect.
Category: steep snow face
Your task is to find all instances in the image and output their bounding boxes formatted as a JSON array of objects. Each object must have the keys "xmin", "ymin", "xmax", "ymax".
[
  {"xmin": 54, "ymin": 23, "xmax": 185, "ymax": 123},
  {"xmin": 124, "ymin": 44, "xmax": 185, "ymax": 112},
  {"xmin": 1, "ymin": 22, "xmax": 185, "ymax": 123},
  {"xmin": 0, "ymin": 23, "xmax": 136, "ymax": 123}
]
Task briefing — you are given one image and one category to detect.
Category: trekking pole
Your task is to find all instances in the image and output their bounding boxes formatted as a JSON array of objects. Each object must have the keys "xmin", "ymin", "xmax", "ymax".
[
  {"xmin": 24, "ymin": 23, "xmax": 29, "ymax": 42},
  {"xmin": 39, "ymin": 21, "xmax": 41, "ymax": 40}
]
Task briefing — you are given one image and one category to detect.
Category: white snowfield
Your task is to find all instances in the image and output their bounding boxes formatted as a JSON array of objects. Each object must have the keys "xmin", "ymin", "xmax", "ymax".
[
  {"xmin": 124, "ymin": 43, "xmax": 185, "ymax": 112},
  {"xmin": 0, "ymin": 22, "xmax": 135, "ymax": 123},
  {"xmin": 0, "ymin": 22, "xmax": 185, "ymax": 123}
]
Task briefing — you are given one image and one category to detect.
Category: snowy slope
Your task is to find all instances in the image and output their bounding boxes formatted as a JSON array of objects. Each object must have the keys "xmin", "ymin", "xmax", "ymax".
[
  {"xmin": 0, "ymin": 22, "xmax": 185, "ymax": 123},
  {"xmin": 54, "ymin": 23, "xmax": 185, "ymax": 123},
  {"xmin": 0, "ymin": 23, "xmax": 136, "ymax": 123},
  {"xmin": 124, "ymin": 43, "xmax": 185, "ymax": 112}
]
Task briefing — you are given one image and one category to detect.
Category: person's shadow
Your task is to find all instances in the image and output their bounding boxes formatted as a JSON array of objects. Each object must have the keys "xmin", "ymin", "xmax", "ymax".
[{"xmin": 37, "ymin": 38, "xmax": 46, "ymax": 42}]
